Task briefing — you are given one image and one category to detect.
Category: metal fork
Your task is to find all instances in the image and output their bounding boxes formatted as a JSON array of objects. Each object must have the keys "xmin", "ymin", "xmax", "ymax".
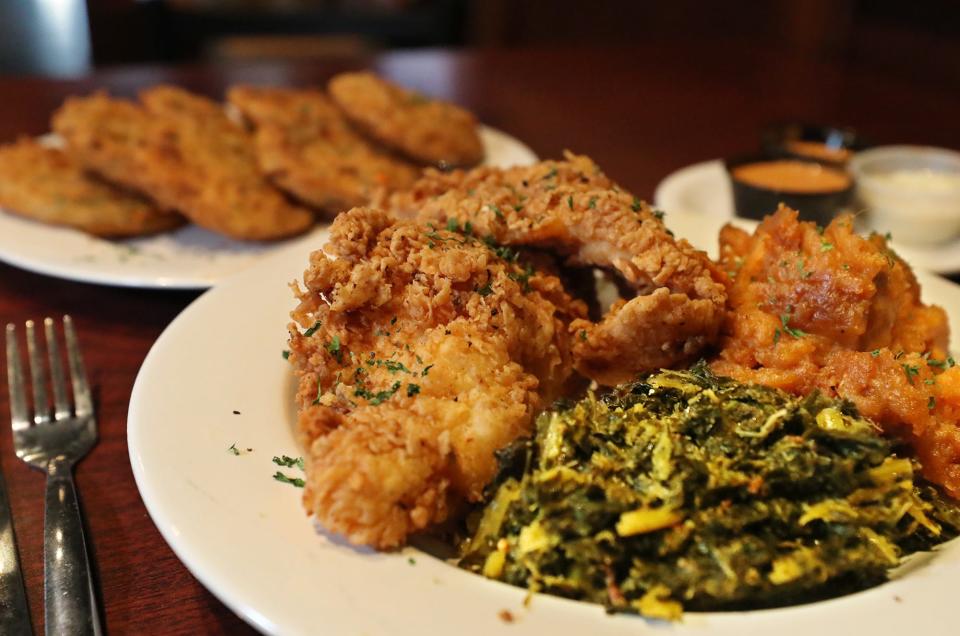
[{"xmin": 6, "ymin": 317, "xmax": 102, "ymax": 636}]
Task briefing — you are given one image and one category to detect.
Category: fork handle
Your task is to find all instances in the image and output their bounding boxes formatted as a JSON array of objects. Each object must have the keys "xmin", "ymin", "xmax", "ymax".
[{"xmin": 44, "ymin": 458, "xmax": 102, "ymax": 636}]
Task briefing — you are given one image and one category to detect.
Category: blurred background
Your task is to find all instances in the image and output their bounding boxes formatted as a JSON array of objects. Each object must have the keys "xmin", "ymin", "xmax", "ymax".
[{"xmin": 2, "ymin": 0, "xmax": 960, "ymax": 81}]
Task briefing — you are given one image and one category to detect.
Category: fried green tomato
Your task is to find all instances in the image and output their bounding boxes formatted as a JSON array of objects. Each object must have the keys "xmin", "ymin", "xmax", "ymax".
[
  {"xmin": 0, "ymin": 137, "xmax": 182, "ymax": 238},
  {"xmin": 52, "ymin": 88, "xmax": 314, "ymax": 241},
  {"xmin": 329, "ymin": 71, "xmax": 484, "ymax": 168}
]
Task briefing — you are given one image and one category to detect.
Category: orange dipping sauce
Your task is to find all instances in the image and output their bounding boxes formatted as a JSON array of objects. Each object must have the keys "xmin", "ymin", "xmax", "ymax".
[
  {"xmin": 732, "ymin": 160, "xmax": 851, "ymax": 193},
  {"xmin": 785, "ymin": 140, "xmax": 853, "ymax": 164}
]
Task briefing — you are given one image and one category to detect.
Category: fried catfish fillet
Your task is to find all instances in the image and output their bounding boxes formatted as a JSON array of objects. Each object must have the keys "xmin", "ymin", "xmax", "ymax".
[
  {"xmin": 0, "ymin": 137, "xmax": 183, "ymax": 237},
  {"xmin": 712, "ymin": 206, "xmax": 960, "ymax": 497},
  {"xmin": 287, "ymin": 207, "xmax": 586, "ymax": 548},
  {"xmin": 227, "ymin": 85, "xmax": 419, "ymax": 215},
  {"xmin": 52, "ymin": 88, "xmax": 313, "ymax": 240},
  {"xmin": 328, "ymin": 71, "xmax": 484, "ymax": 168},
  {"xmin": 382, "ymin": 152, "xmax": 728, "ymax": 385}
]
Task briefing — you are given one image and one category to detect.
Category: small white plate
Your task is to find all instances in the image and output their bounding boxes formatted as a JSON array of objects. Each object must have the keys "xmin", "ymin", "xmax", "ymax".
[
  {"xmin": 129, "ymin": 226, "xmax": 960, "ymax": 636},
  {"xmin": 0, "ymin": 125, "xmax": 537, "ymax": 289},
  {"xmin": 654, "ymin": 159, "xmax": 960, "ymax": 274}
]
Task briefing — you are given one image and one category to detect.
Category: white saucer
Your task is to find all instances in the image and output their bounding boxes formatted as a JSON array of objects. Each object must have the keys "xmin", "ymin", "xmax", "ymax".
[{"xmin": 654, "ymin": 159, "xmax": 960, "ymax": 274}]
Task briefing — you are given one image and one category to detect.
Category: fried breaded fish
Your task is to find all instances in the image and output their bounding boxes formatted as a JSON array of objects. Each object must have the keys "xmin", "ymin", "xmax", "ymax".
[
  {"xmin": 227, "ymin": 85, "xmax": 419, "ymax": 215},
  {"xmin": 328, "ymin": 71, "xmax": 484, "ymax": 168},
  {"xmin": 712, "ymin": 206, "xmax": 960, "ymax": 497},
  {"xmin": 0, "ymin": 137, "xmax": 183, "ymax": 237},
  {"xmin": 382, "ymin": 152, "xmax": 729, "ymax": 386},
  {"xmin": 287, "ymin": 207, "xmax": 587, "ymax": 548},
  {"xmin": 52, "ymin": 88, "xmax": 313, "ymax": 241}
]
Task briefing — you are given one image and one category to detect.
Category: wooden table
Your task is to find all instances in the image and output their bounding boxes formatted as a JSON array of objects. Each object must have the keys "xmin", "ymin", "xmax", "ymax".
[{"xmin": 2, "ymin": 42, "xmax": 960, "ymax": 634}]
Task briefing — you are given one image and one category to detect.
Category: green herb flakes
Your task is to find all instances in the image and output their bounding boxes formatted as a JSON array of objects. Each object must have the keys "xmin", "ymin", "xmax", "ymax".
[
  {"xmin": 326, "ymin": 335, "xmax": 343, "ymax": 363},
  {"xmin": 272, "ymin": 455, "xmax": 305, "ymax": 470},
  {"xmin": 273, "ymin": 472, "xmax": 305, "ymax": 488}
]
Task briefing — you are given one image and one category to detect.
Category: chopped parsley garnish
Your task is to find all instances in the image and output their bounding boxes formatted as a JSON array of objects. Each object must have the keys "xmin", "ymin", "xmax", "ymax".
[
  {"xmin": 567, "ymin": 195, "xmax": 573, "ymax": 210},
  {"xmin": 773, "ymin": 328, "xmax": 781, "ymax": 345},
  {"xmin": 508, "ymin": 264, "xmax": 535, "ymax": 292},
  {"xmin": 228, "ymin": 443, "xmax": 240, "ymax": 456},
  {"xmin": 421, "ymin": 364, "xmax": 434, "ymax": 376},
  {"xmin": 355, "ymin": 381, "xmax": 402, "ymax": 406},
  {"xmin": 513, "ymin": 204, "xmax": 523, "ymax": 212},
  {"xmin": 384, "ymin": 360, "xmax": 411, "ymax": 374},
  {"xmin": 490, "ymin": 204, "xmax": 505, "ymax": 220},
  {"xmin": 902, "ymin": 364, "xmax": 920, "ymax": 384},
  {"xmin": 483, "ymin": 235, "xmax": 519, "ymax": 262},
  {"xmin": 273, "ymin": 472, "xmax": 305, "ymax": 488},
  {"xmin": 303, "ymin": 320, "xmax": 322, "ymax": 337},
  {"xmin": 282, "ymin": 350, "xmax": 290, "ymax": 359},
  {"xmin": 870, "ymin": 349, "xmax": 881, "ymax": 357},
  {"xmin": 631, "ymin": 197, "xmax": 641, "ymax": 212},
  {"xmin": 588, "ymin": 196, "xmax": 598, "ymax": 209},
  {"xmin": 544, "ymin": 167, "xmax": 558, "ymax": 179},
  {"xmin": 779, "ymin": 312, "xmax": 808, "ymax": 338},
  {"xmin": 929, "ymin": 396, "xmax": 937, "ymax": 410},
  {"xmin": 408, "ymin": 557, "xmax": 417, "ymax": 565},
  {"xmin": 477, "ymin": 280, "xmax": 493, "ymax": 296},
  {"xmin": 927, "ymin": 356, "xmax": 956, "ymax": 369},
  {"xmin": 407, "ymin": 383, "xmax": 421, "ymax": 397},
  {"xmin": 820, "ymin": 240, "xmax": 834, "ymax": 252},
  {"xmin": 446, "ymin": 217, "xmax": 460, "ymax": 232},
  {"xmin": 326, "ymin": 335, "xmax": 343, "ymax": 363},
  {"xmin": 579, "ymin": 329, "xmax": 587, "ymax": 342},
  {"xmin": 884, "ymin": 231, "xmax": 893, "ymax": 241},
  {"xmin": 272, "ymin": 455, "xmax": 305, "ymax": 470},
  {"xmin": 652, "ymin": 209, "xmax": 666, "ymax": 221}
]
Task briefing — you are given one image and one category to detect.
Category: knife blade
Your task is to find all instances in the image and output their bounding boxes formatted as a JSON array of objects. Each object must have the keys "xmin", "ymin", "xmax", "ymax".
[{"xmin": 0, "ymin": 468, "xmax": 32, "ymax": 635}]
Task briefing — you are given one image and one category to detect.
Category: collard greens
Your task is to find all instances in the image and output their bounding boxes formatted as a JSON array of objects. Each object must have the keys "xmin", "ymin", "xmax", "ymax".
[{"xmin": 460, "ymin": 364, "xmax": 960, "ymax": 619}]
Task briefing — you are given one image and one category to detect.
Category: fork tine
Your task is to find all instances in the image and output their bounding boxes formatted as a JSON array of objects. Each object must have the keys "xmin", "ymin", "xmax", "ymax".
[
  {"xmin": 5, "ymin": 324, "xmax": 30, "ymax": 431},
  {"xmin": 63, "ymin": 316, "xmax": 93, "ymax": 418},
  {"xmin": 25, "ymin": 320, "xmax": 51, "ymax": 425},
  {"xmin": 45, "ymin": 317, "xmax": 71, "ymax": 420}
]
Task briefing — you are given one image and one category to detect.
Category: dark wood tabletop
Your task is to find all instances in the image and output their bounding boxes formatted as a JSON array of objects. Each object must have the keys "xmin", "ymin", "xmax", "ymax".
[{"xmin": 2, "ymin": 41, "xmax": 960, "ymax": 634}]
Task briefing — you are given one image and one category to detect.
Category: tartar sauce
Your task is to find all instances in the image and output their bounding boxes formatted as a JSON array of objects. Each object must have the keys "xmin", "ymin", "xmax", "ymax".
[{"xmin": 872, "ymin": 169, "xmax": 960, "ymax": 192}]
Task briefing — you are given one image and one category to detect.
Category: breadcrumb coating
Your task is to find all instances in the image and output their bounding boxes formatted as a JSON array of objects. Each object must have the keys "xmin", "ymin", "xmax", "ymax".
[
  {"xmin": 382, "ymin": 152, "xmax": 728, "ymax": 385},
  {"xmin": 288, "ymin": 207, "xmax": 586, "ymax": 547}
]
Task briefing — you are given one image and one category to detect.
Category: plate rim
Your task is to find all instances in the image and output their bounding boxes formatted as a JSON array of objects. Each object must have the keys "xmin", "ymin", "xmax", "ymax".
[
  {"xmin": 0, "ymin": 124, "xmax": 537, "ymax": 290},
  {"xmin": 653, "ymin": 158, "xmax": 960, "ymax": 275},
  {"xmin": 127, "ymin": 231, "xmax": 960, "ymax": 636}
]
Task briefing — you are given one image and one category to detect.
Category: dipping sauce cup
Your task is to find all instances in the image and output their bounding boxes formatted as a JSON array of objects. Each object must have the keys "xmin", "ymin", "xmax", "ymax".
[
  {"xmin": 850, "ymin": 145, "xmax": 960, "ymax": 245},
  {"xmin": 725, "ymin": 156, "xmax": 854, "ymax": 226}
]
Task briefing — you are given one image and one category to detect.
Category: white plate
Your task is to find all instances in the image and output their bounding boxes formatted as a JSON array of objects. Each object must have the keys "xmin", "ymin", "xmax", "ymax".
[
  {"xmin": 129, "ymin": 225, "xmax": 960, "ymax": 636},
  {"xmin": 0, "ymin": 126, "xmax": 537, "ymax": 289},
  {"xmin": 654, "ymin": 159, "xmax": 960, "ymax": 274}
]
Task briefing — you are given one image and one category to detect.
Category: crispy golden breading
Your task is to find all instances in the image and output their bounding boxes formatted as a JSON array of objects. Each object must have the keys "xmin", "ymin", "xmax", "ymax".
[
  {"xmin": 287, "ymin": 207, "xmax": 586, "ymax": 548},
  {"xmin": 52, "ymin": 88, "xmax": 313, "ymax": 240},
  {"xmin": 328, "ymin": 71, "xmax": 484, "ymax": 168},
  {"xmin": 711, "ymin": 206, "xmax": 960, "ymax": 497},
  {"xmin": 382, "ymin": 152, "xmax": 728, "ymax": 385},
  {"xmin": 0, "ymin": 137, "xmax": 183, "ymax": 237},
  {"xmin": 227, "ymin": 85, "xmax": 419, "ymax": 214}
]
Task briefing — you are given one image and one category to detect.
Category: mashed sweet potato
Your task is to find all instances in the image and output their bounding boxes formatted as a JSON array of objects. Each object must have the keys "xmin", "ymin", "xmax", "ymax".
[{"xmin": 712, "ymin": 206, "xmax": 960, "ymax": 497}]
